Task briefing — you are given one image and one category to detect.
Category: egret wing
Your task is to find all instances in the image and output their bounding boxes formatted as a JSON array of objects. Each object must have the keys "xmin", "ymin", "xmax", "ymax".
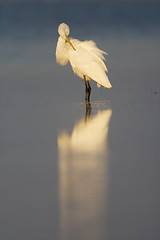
[
  {"xmin": 83, "ymin": 59, "xmax": 111, "ymax": 88},
  {"xmin": 71, "ymin": 39, "xmax": 108, "ymax": 72},
  {"xmin": 69, "ymin": 48, "xmax": 112, "ymax": 88}
]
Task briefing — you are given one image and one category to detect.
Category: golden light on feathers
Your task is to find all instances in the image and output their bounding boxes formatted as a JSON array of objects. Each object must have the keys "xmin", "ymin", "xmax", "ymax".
[{"xmin": 56, "ymin": 23, "xmax": 112, "ymax": 101}]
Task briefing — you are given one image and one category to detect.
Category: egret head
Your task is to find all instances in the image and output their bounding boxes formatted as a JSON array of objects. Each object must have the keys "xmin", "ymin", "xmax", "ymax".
[
  {"xmin": 58, "ymin": 23, "xmax": 70, "ymax": 38},
  {"xmin": 58, "ymin": 23, "xmax": 76, "ymax": 51}
]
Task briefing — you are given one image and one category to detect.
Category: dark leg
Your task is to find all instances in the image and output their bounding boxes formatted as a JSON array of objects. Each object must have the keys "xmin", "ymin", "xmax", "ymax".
[
  {"xmin": 84, "ymin": 75, "xmax": 88, "ymax": 101},
  {"xmin": 87, "ymin": 81, "xmax": 91, "ymax": 102},
  {"xmin": 84, "ymin": 76, "xmax": 91, "ymax": 102}
]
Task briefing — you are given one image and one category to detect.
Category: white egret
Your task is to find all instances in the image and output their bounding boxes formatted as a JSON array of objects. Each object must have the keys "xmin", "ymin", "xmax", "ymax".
[{"xmin": 56, "ymin": 23, "xmax": 112, "ymax": 101}]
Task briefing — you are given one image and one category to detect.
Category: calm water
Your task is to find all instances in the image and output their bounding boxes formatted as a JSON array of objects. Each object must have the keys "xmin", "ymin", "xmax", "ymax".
[{"xmin": 0, "ymin": 2, "xmax": 160, "ymax": 240}]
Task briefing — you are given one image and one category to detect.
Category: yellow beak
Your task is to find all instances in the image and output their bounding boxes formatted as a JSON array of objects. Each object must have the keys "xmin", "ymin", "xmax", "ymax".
[{"xmin": 65, "ymin": 35, "xmax": 76, "ymax": 50}]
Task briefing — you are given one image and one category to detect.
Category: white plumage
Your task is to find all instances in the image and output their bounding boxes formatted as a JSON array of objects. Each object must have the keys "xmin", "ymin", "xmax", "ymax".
[{"xmin": 56, "ymin": 23, "xmax": 112, "ymax": 101}]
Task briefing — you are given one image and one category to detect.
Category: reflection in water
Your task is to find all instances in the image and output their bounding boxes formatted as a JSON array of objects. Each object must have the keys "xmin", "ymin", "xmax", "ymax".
[{"xmin": 58, "ymin": 103, "xmax": 112, "ymax": 240}]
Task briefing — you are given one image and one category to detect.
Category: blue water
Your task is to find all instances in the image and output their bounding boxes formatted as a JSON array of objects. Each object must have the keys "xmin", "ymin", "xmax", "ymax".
[
  {"xmin": 0, "ymin": 2, "xmax": 160, "ymax": 39},
  {"xmin": 0, "ymin": 2, "xmax": 160, "ymax": 240}
]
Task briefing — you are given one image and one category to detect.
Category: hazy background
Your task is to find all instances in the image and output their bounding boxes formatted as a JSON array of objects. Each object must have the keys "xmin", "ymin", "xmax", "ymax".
[{"xmin": 0, "ymin": 1, "xmax": 160, "ymax": 240}]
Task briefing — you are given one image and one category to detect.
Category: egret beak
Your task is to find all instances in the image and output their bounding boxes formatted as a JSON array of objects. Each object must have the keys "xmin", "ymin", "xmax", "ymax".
[{"xmin": 65, "ymin": 35, "xmax": 76, "ymax": 50}]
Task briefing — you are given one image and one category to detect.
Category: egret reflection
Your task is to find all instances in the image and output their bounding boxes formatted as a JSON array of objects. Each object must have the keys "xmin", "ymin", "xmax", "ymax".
[{"xmin": 58, "ymin": 103, "xmax": 112, "ymax": 240}]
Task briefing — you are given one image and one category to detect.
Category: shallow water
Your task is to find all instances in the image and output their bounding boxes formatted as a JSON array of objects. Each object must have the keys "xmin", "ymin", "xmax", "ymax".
[{"xmin": 0, "ymin": 2, "xmax": 160, "ymax": 240}]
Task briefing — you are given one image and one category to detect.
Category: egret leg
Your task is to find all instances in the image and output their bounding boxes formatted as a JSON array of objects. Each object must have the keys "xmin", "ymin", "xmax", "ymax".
[
  {"xmin": 87, "ymin": 81, "xmax": 91, "ymax": 102},
  {"xmin": 84, "ymin": 76, "xmax": 88, "ymax": 101}
]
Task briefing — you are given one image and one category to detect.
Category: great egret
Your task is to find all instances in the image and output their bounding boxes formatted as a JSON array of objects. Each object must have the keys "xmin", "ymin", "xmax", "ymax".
[{"xmin": 56, "ymin": 23, "xmax": 112, "ymax": 101}]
